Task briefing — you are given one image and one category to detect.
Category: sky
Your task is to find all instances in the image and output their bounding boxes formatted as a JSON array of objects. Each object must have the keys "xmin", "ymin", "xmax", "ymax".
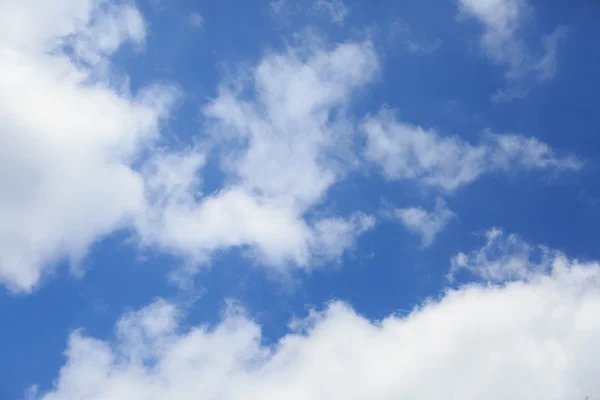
[{"xmin": 1, "ymin": 0, "xmax": 600, "ymax": 398}]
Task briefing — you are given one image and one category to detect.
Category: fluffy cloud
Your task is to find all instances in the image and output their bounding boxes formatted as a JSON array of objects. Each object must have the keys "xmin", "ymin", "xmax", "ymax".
[
  {"xmin": 457, "ymin": 0, "xmax": 568, "ymax": 99},
  {"xmin": 395, "ymin": 197, "xmax": 455, "ymax": 247},
  {"xmin": 0, "ymin": 0, "xmax": 177, "ymax": 292},
  {"xmin": 0, "ymin": 0, "xmax": 146, "ymax": 56},
  {"xmin": 135, "ymin": 37, "xmax": 379, "ymax": 272},
  {"xmin": 32, "ymin": 236, "xmax": 600, "ymax": 400},
  {"xmin": 0, "ymin": 1, "xmax": 377, "ymax": 293},
  {"xmin": 363, "ymin": 109, "xmax": 581, "ymax": 191}
]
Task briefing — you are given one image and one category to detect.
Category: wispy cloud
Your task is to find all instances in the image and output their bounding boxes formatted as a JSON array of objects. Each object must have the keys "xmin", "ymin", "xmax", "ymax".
[
  {"xmin": 189, "ymin": 12, "xmax": 204, "ymax": 29},
  {"xmin": 390, "ymin": 20, "xmax": 442, "ymax": 55},
  {"xmin": 362, "ymin": 108, "xmax": 582, "ymax": 192},
  {"xmin": 534, "ymin": 26, "xmax": 569, "ymax": 82},
  {"xmin": 395, "ymin": 198, "xmax": 455, "ymax": 247},
  {"xmin": 314, "ymin": 0, "xmax": 348, "ymax": 24},
  {"xmin": 448, "ymin": 227, "xmax": 556, "ymax": 282},
  {"xmin": 270, "ymin": 0, "xmax": 349, "ymax": 24},
  {"xmin": 457, "ymin": 0, "xmax": 568, "ymax": 101}
]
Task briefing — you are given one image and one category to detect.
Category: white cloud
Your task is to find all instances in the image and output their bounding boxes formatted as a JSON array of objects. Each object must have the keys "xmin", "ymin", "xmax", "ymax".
[
  {"xmin": 32, "ymin": 242, "xmax": 600, "ymax": 400},
  {"xmin": 489, "ymin": 133, "xmax": 582, "ymax": 171},
  {"xmin": 458, "ymin": 0, "xmax": 526, "ymax": 69},
  {"xmin": 135, "ymin": 37, "xmax": 379, "ymax": 273},
  {"xmin": 0, "ymin": 1, "xmax": 141, "ymax": 53},
  {"xmin": 362, "ymin": 109, "xmax": 581, "ymax": 191},
  {"xmin": 448, "ymin": 227, "xmax": 557, "ymax": 283},
  {"xmin": 396, "ymin": 198, "xmax": 455, "ymax": 247},
  {"xmin": 457, "ymin": 0, "xmax": 568, "ymax": 96},
  {"xmin": 0, "ymin": 0, "xmax": 178, "ymax": 292},
  {"xmin": 311, "ymin": 213, "xmax": 375, "ymax": 260},
  {"xmin": 314, "ymin": 0, "xmax": 348, "ymax": 24},
  {"xmin": 0, "ymin": 1, "xmax": 379, "ymax": 293}
]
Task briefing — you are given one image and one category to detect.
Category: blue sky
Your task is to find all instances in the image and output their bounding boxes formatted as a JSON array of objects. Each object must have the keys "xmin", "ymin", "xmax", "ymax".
[{"xmin": 1, "ymin": 0, "xmax": 600, "ymax": 399}]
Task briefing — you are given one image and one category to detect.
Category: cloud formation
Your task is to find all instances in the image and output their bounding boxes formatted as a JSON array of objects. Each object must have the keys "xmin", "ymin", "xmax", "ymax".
[
  {"xmin": 314, "ymin": 0, "xmax": 348, "ymax": 24},
  {"xmin": 135, "ymin": 37, "xmax": 379, "ymax": 273},
  {"xmin": 448, "ymin": 227, "xmax": 557, "ymax": 283},
  {"xmin": 0, "ymin": 0, "xmax": 177, "ymax": 292},
  {"xmin": 457, "ymin": 0, "xmax": 568, "ymax": 100},
  {"xmin": 0, "ymin": 2, "xmax": 378, "ymax": 293},
  {"xmin": 395, "ymin": 197, "xmax": 455, "ymax": 247},
  {"xmin": 0, "ymin": 1, "xmax": 582, "ymax": 301},
  {"xmin": 32, "ymin": 237, "xmax": 600, "ymax": 400},
  {"xmin": 3, "ymin": 3, "xmax": 597, "ymax": 400},
  {"xmin": 362, "ymin": 109, "xmax": 581, "ymax": 191}
]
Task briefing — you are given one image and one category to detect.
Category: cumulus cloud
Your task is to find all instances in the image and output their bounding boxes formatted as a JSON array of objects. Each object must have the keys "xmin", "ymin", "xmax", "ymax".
[
  {"xmin": 362, "ymin": 109, "xmax": 581, "ymax": 191},
  {"xmin": 0, "ymin": 1, "xmax": 377, "ymax": 293},
  {"xmin": 32, "ymin": 240, "xmax": 600, "ymax": 399},
  {"xmin": 457, "ymin": 0, "xmax": 568, "ymax": 98},
  {"xmin": 395, "ymin": 197, "xmax": 455, "ymax": 247},
  {"xmin": 0, "ymin": 0, "xmax": 178, "ymax": 292},
  {"xmin": 0, "ymin": 0, "xmax": 146, "ymax": 56},
  {"xmin": 135, "ymin": 37, "xmax": 379, "ymax": 273},
  {"xmin": 448, "ymin": 227, "xmax": 558, "ymax": 283}
]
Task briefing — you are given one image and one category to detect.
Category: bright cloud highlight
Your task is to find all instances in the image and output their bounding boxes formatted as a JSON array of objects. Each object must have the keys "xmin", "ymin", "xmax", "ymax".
[{"xmin": 32, "ymin": 235, "xmax": 600, "ymax": 400}]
